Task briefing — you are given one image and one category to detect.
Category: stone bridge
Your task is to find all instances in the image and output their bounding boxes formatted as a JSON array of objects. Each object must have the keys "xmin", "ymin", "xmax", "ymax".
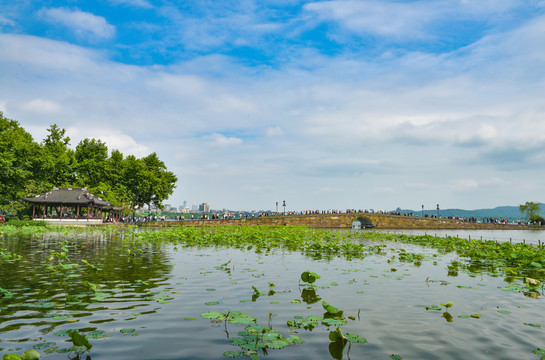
[{"xmin": 146, "ymin": 213, "xmax": 524, "ymax": 230}]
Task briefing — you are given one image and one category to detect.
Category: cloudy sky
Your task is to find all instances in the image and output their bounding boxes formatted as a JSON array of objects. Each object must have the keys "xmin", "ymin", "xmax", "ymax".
[{"xmin": 1, "ymin": 0, "xmax": 545, "ymax": 212}]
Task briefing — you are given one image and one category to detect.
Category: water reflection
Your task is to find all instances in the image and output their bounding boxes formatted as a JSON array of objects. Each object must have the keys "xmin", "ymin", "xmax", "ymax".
[
  {"xmin": 0, "ymin": 230, "xmax": 172, "ymax": 353},
  {"xmin": 301, "ymin": 288, "xmax": 321, "ymax": 304}
]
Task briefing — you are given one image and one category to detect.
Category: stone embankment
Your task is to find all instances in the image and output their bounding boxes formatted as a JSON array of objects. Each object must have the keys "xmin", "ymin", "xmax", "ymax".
[{"xmin": 137, "ymin": 213, "xmax": 530, "ymax": 230}]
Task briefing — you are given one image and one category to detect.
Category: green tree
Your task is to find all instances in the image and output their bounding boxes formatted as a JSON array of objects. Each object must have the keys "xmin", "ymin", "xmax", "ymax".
[
  {"xmin": 41, "ymin": 124, "xmax": 76, "ymax": 187},
  {"xmin": 0, "ymin": 112, "xmax": 45, "ymax": 216},
  {"xmin": 142, "ymin": 152, "xmax": 177, "ymax": 210},
  {"xmin": 519, "ymin": 201, "xmax": 542, "ymax": 221},
  {"xmin": 119, "ymin": 153, "xmax": 177, "ymax": 216},
  {"xmin": 92, "ymin": 149, "xmax": 131, "ymax": 208},
  {"xmin": 120, "ymin": 155, "xmax": 151, "ymax": 215},
  {"xmin": 0, "ymin": 115, "xmax": 178, "ymax": 218},
  {"xmin": 75, "ymin": 138, "xmax": 109, "ymax": 188}
]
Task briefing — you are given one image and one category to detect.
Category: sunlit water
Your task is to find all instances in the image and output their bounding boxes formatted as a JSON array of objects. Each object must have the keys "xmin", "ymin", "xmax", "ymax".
[{"xmin": 1, "ymin": 230, "xmax": 544, "ymax": 360}]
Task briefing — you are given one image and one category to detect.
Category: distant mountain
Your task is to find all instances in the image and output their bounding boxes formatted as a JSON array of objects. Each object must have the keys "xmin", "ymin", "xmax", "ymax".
[{"xmin": 396, "ymin": 204, "xmax": 545, "ymax": 220}]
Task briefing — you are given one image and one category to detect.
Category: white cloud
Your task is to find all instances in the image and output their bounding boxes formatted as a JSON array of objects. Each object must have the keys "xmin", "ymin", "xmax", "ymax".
[
  {"xmin": 304, "ymin": 0, "xmax": 434, "ymax": 38},
  {"xmin": 0, "ymin": 15, "xmax": 16, "ymax": 27},
  {"xmin": 98, "ymin": 133, "xmax": 150, "ymax": 157},
  {"xmin": 405, "ymin": 183, "xmax": 428, "ymax": 190},
  {"xmin": 302, "ymin": 0, "xmax": 527, "ymax": 40},
  {"xmin": 208, "ymin": 133, "xmax": 243, "ymax": 146},
  {"xmin": 454, "ymin": 179, "xmax": 479, "ymax": 191},
  {"xmin": 0, "ymin": 100, "xmax": 7, "ymax": 113},
  {"xmin": 481, "ymin": 178, "xmax": 507, "ymax": 186},
  {"xmin": 374, "ymin": 187, "xmax": 395, "ymax": 194},
  {"xmin": 319, "ymin": 187, "xmax": 344, "ymax": 192},
  {"xmin": 0, "ymin": 33, "xmax": 106, "ymax": 72},
  {"xmin": 39, "ymin": 8, "xmax": 116, "ymax": 40},
  {"xmin": 21, "ymin": 99, "xmax": 61, "ymax": 114},
  {"xmin": 157, "ymin": 2, "xmax": 287, "ymax": 51},
  {"xmin": 109, "ymin": 0, "xmax": 153, "ymax": 9},
  {"xmin": 266, "ymin": 126, "xmax": 283, "ymax": 136},
  {"xmin": 2, "ymin": 8, "xmax": 545, "ymax": 210}
]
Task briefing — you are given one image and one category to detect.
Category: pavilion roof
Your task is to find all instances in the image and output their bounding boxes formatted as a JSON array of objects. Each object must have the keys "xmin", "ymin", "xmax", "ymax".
[{"xmin": 24, "ymin": 187, "xmax": 110, "ymax": 207}]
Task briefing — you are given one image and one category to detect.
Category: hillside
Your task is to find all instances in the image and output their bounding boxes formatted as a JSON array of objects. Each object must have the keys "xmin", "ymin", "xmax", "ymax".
[{"xmin": 398, "ymin": 204, "xmax": 545, "ymax": 220}]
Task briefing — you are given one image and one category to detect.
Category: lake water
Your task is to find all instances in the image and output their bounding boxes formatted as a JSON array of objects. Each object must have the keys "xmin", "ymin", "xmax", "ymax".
[
  {"xmin": 363, "ymin": 228, "xmax": 545, "ymax": 245},
  {"xmin": 1, "ymin": 228, "xmax": 544, "ymax": 360}
]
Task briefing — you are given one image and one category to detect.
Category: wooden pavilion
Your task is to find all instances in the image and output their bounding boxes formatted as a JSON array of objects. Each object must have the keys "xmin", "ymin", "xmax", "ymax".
[{"xmin": 24, "ymin": 187, "xmax": 123, "ymax": 224}]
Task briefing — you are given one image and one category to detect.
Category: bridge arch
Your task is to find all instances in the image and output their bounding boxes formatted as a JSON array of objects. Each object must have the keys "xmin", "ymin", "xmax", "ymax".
[{"xmin": 351, "ymin": 216, "xmax": 375, "ymax": 229}]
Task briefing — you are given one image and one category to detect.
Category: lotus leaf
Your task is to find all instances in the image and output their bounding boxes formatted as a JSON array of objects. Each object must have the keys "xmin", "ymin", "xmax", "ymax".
[
  {"xmin": 322, "ymin": 301, "xmax": 344, "ymax": 317},
  {"xmin": 67, "ymin": 329, "xmax": 92, "ymax": 350},
  {"xmin": 301, "ymin": 271, "xmax": 321, "ymax": 284},
  {"xmin": 229, "ymin": 338, "xmax": 248, "ymax": 347},
  {"xmin": 440, "ymin": 301, "xmax": 453, "ymax": 309},
  {"xmin": 229, "ymin": 314, "xmax": 256, "ymax": 324},
  {"xmin": 32, "ymin": 343, "xmax": 55, "ymax": 350},
  {"xmin": 322, "ymin": 318, "xmax": 347, "ymax": 326},
  {"xmin": 328, "ymin": 327, "xmax": 347, "ymax": 342},
  {"xmin": 3, "ymin": 355, "xmax": 22, "ymax": 360},
  {"xmin": 346, "ymin": 333, "xmax": 368, "ymax": 343},
  {"xmin": 21, "ymin": 350, "xmax": 40, "ymax": 360},
  {"xmin": 285, "ymin": 335, "xmax": 304, "ymax": 344},
  {"xmin": 267, "ymin": 339, "xmax": 290, "ymax": 349},
  {"xmin": 240, "ymin": 341, "xmax": 266, "ymax": 351}
]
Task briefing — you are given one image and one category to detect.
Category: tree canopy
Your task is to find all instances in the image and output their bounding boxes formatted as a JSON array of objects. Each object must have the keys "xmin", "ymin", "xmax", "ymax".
[
  {"xmin": 519, "ymin": 201, "xmax": 542, "ymax": 221},
  {"xmin": 0, "ymin": 112, "xmax": 177, "ymax": 217}
]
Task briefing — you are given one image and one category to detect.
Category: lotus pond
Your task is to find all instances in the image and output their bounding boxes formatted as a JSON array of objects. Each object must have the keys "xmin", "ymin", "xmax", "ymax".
[{"xmin": 1, "ymin": 225, "xmax": 545, "ymax": 360}]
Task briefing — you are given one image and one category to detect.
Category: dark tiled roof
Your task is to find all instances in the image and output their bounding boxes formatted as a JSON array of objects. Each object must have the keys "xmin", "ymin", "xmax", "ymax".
[{"xmin": 24, "ymin": 187, "xmax": 110, "ymax": 207}]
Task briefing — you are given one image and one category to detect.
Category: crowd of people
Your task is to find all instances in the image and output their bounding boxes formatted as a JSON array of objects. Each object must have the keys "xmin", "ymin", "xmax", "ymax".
[{"xmin": 111, "ymin": 208, "xmax": 530, "ymax": 225}]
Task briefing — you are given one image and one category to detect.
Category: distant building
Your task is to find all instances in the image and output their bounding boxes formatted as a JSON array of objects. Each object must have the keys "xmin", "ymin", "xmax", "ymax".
[{"xmin": 199, "ymin": 203, "xmax": 210, "ymax": 212}]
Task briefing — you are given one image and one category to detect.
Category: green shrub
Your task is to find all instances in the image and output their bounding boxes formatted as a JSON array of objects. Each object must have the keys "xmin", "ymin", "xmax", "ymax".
[{"xmin": 0, "ymin": 220, "xmax": 49, "ymax": 227}]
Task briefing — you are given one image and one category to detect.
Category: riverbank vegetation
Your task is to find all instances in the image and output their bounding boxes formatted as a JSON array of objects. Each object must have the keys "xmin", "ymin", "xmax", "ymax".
[{"xmin": 0, "ymin": 112, "xmax": 177, "ymax": 218}]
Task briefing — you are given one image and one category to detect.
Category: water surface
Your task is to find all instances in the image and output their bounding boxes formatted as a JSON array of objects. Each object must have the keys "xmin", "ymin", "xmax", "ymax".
[{"xmin": 0, "ymin": 229, "xmax": 543, "ymax": 360}]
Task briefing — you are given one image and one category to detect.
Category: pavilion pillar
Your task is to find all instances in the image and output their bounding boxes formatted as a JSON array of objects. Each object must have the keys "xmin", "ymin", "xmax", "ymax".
[
  {"xmin": 77, "ymin": 205, "xmax": 80, "ymax": 219},
  {"xmin": 32, "ymin": 204, "xmax": 36, "ymax": 219},
  {"xmin": 60, "ymin": 206, "xmax": 63, "ymax": 219},
  {"xmin": 42, "ymin": 205, "xmax": 46, "ymax": 219}
]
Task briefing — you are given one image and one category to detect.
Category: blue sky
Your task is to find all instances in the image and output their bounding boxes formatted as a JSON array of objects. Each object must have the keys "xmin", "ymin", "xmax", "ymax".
[{"xmin": 2, "ymin": 0, "xmax": 545, "ymax": 212}]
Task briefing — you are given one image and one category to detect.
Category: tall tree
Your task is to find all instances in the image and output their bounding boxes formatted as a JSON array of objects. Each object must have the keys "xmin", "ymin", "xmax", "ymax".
[
  {"xmin": 0, "ymin": 112, "xmax": 44, "ymax": 214},
  {"xmin": 519, "ymin": 201, "xmax": 542, "ymax": 221},
  {"xmin": 75, "ymin": 138, "xmax": 109, "ymax": 188},
  {"xmin": 0, "ymin": 115, "xmax": 179, "ymax": 218},
  {"xmin": 101, "ymin": 149, "xmax": 132, "ymax": 208},
  {"xmin": 120, "ymin": 155, "xmax": 151, "ymax": 215},
  {"xmin": 119, "ymin": 153, "xmax": 177, "ymax": 215},
  {"xmin": 142, "ymin": 152, "xmax": 178, "ymax": 210},
  {"xmin": 41, "ymin": 124, "xmax": 76, "ymax": 187}
]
